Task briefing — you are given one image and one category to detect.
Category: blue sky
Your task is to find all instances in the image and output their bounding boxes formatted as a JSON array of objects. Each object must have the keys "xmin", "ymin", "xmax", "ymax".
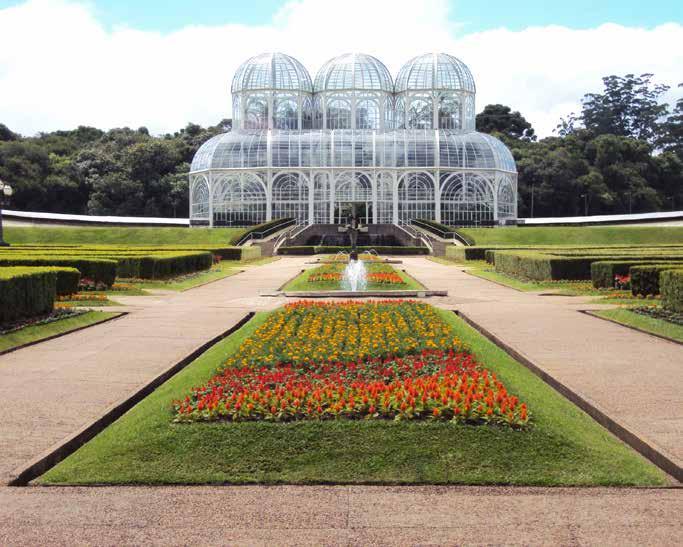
[
  {"xmin": 0, "ymin": 0, "xmax": 681, "ymax": 136},
  {"xmin": 0, "ymin": 0, "xmax": 681, "ymax": 32}
]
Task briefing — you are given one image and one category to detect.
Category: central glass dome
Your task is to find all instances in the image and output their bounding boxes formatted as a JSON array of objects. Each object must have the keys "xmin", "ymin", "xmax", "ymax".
[
  {"xmin": 314, "ymin": 53, "xmax": 393, "ymax": 92},
  {"xmin": 191, "ymin": 51, "xmax": 517, "ymax": 228}
]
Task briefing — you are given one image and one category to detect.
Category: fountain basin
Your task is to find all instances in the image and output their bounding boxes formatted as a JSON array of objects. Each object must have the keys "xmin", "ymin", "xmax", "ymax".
[{"xmin": 281, "ymin": 289, "xmax": 448, "ymax": 298}]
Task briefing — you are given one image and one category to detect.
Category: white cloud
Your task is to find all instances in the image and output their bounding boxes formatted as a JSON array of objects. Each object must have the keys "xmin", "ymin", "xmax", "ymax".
[{"xmin": 1, "ymin": 0, "xmax": 681, "ymax": 137}]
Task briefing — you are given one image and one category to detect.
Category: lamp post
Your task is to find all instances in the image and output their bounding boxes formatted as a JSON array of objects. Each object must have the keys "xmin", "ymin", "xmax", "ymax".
[
  {"xmin": 0, "ymin": 179, "xmax": 13, "ymax": 247},
  {"xmin": 580, "ymin": 193, "xmax": 588, "ymax": 216}
]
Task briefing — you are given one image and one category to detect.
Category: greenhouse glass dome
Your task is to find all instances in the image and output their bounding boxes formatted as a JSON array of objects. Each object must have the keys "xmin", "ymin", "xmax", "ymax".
[{"xmin": 190, "ymin": 52, "xmax": 517, "ymax": 226}]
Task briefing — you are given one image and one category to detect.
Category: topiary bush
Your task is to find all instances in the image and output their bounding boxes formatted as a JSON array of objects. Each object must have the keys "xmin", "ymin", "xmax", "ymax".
[
  {"xmin": 0, "ymin": 267, "xmax": 58, "ymax": 325},
  {"xmin": 660, "ymin": 269, "xmax": 683, "ymax": 312},
  {"xmin": 630, "ymin": 264, "xmax": 683, "ymax": 296}
]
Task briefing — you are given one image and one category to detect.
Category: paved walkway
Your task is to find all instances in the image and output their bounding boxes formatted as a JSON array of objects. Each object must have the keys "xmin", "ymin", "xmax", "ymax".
[
  {"xmin": 1, "ymin": 255, "xmax": 682, "ymax": 544},
  {"xmin": 0, "ymin": 485, "xmax": 680, "ymax": 545},
  {"xmin": 0, "ymin": 257, "xmax": 307, "ymax": 484},
  {"xmin": 402, "ymin": 257, "xmax": 683, "ymax": 474}
]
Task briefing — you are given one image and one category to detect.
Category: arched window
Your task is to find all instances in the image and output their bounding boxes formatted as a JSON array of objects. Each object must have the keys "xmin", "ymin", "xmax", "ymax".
[
  {"xmin": 190, "ymin": 178, "xmax": 210, "ymax": 219},
  {"xmin": 497, "ymin": 177, "xmax": 516, "ymax": 219},
  {"xmin": 438, "ymin": 95, "xmax": 461, "ymax": 129},
  {"xmin": 274, "ymin": 98, "xmax": 298, "ymax": 130},
  {"xmin": 326, "ymin": 98, "xmax": 351, "ymax": 130},
  {"xmin": 212, "ymin": 173, "xmax": 267, "ymax": 226},
  {"xmin": 398, "ymin": 172, "xmax": 435, "ymax": 223},
  {"xmin": 356, "ymin": 99, "xmax": 380, "ymax": 129},
  {"xmin": 440, "ymin": 173, "xmax": 494, "ymax": 226},
  {"xmin": 407, "ymin": 98, "xmax": 432, "ymax": 129},
  {"xmin": 272, "ymin": 172, "xmax": 309, "ymax": 223},
  {"xmin": 244, "ymin": 96, "xmax": 268, "ymax": 129}
]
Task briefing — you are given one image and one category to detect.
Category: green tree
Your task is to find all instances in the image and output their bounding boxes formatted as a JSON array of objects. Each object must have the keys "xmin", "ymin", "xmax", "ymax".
[
  {"xmin": 476, "ymin": 104, "xmax": 536, "ymax": 141},
  {"xmin": 580, "ymin": 74, "xmax": 669, "ymax": 144}
]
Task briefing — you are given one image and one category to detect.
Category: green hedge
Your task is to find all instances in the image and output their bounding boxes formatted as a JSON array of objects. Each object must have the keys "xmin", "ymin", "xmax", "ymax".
[
  {"xmin": 630, "ymin": 264, "xmax": 683, "ymax": 296},
  {"xmin": 278, "ymin": 245, "xmax": 430, "ymax": 256},
  {"xmin": 0, "ymin": 256, "xmax": 117, "ymax": 286},
  {"xmin": 113, "ymin": 252, "xmax": 213, "ymax": 279},
  {"xmin": 0, "ymin": 267, "xmax": 57, "ymax": 324},
  {"xmin": 591, "ymin": 259, "xmax": 683, "ymax": 288},
  {"xmin": 661, "ymin": 269, "xmax": 683, "ymax": 312},
  {"xmin": 50, "ymin": 267, "xmax": 81, "ymax": 296},
  {"xmin": 495, "ymin": 250, "xmax": 683, "ymax": 282}
]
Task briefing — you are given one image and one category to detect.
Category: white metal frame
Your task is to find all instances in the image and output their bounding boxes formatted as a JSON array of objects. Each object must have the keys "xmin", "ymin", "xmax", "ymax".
[{"xmin": 191, "ymin": 51, "xmax": 517, "ymax": 226}]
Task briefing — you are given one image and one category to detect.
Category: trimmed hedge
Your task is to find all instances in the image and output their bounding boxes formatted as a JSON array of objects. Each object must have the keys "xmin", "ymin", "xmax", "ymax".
[
  {"xmin": 0, "ymin": 267, "xmax": 57, "ymax": 324},
  {"xmin": 278, "ymin": 245, "xmax": 430, "ymax": 256},
  {"xmin": 591, "ymin": 259, "xmax": 683, "ymax": 288},
  {"xmin": 113, "ymin": 252, "xmax": 213, "ymax": 279},
  {"xmin": 630, "ymin": 264, "xmax": 683, "ymax": 296},
  {"xmin": 494, "ymin": 251, "xmax": 596, "ymax": 280},
  {"xmin": 50, "ymin": 267, "xmax": 81, "ymax": 296},
  {"xmin": 0, "ymin": 257, "xmax": 117, "ymax": 286},
  {"xmin": 661, "ymin": 269, "xmax": 683, "ymax": 312}
]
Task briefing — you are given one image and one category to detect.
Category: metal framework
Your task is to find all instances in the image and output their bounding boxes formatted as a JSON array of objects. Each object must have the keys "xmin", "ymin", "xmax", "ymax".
[{"xmin": 191, "ymin": 52, "xmax": 517, "ymax": 226}]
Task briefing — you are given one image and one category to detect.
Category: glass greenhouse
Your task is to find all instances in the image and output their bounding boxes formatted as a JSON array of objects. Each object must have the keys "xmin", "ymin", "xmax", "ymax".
[{"xmin": 190, "ymin": 52, "xmax": 517, "ymax": 226}]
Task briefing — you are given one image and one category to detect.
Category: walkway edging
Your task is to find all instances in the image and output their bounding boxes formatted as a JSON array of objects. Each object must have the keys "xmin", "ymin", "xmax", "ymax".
[
  {"xmin": 455, "ymin": 310, "xmax": 682, "ymax": 483},
  {"xmin": 7, "ymin": 312, "xmax": 255, "ymax": 487}
]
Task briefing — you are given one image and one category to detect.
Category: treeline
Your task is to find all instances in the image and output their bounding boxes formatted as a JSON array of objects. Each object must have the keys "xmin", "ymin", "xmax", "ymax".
[
  {"xmin": 0, "ymin": 73, "xmax": 681, "ymax": 218},
  {"xmin": 0, "ymin": 120, "xmax": 230, "ymax": 217},
  {"xmin": 477, "ymin": 74, "xmax": 683, "ymax": 217}
]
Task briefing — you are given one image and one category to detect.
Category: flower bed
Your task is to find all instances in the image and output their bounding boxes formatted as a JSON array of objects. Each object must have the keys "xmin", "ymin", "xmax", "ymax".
[
  {"xmin": 306, "ymin": 263, "xmax": 407, "ymax": 287},
  {"xmin": 174, "ymin": 301, "xmax": 529, "ymax": 427}
]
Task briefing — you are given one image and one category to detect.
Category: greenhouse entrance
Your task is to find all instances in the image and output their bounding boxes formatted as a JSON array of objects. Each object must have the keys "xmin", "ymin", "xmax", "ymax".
[{"xmin": 334, "ymin": 201, "xmax": 372, "ymax": 225}]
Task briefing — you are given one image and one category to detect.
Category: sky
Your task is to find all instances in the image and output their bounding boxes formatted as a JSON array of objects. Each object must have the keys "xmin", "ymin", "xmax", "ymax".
[{"xmin": 0, "ymin": 0, "xmax": 681, "ymax": 137}]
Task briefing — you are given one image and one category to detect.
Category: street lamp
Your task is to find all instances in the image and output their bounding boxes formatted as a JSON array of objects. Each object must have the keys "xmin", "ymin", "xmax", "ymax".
[
  {"xmin": 0, "ymin": 179, "xmax": 14, "ymax": 247},
  {"xmin": 580, "ymin": 193, "xmax": 588, "ymax": 216}
]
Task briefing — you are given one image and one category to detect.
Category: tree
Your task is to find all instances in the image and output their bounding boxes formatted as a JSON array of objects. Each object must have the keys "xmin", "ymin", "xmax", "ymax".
[
  {"xmin": 659, "ymin": 83, "xmax": 683, "ymax": 159},
  {"xmin": 0, "ymin": 123, "xmax": 19, "ymax": 142},
  {"xmin": 476, "ymin": 104, "xmax": 536, "ymax": 141},
  {"xmin": 580, "ymin": 74, "xmax": 669, "ymax": 144}
]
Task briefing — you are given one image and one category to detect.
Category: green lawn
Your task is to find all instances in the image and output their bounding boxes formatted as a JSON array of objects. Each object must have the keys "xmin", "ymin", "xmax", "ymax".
[
  {"xmin": 0, "ymin": 311, "xmax": 120, "ymax": 353},
  {"xmin": 591, "ymin": 308, "xmax": 683, "ymax": 343},
  {"xmin": 38, "ymin": 308, "xmax": 666, "ymax": 486},
  {"xmin": 283, "ymin": 263, "xmax": 425, "ymax": 291},
  {"xmin": 4, "ymin": 226, "xmax": 245, "ymax": 246},
  {"xmin": 458, "ymin": 226, "xmax": 683, "ymax": 246},
  {"xmin": 122, "ymin": 265, "xmax": 242, "ymax": 291}
]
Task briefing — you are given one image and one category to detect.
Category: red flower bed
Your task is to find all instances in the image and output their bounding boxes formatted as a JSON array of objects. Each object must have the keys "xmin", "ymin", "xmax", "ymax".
[{"xmin": 173, "ymin": 301, "xmax": 529, "ymax": 428}]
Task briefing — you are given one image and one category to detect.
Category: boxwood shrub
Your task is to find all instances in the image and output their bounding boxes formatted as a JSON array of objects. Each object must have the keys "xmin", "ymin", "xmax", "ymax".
[
  {"xmin": 630, "ymin": 264, "xmax": 683, "ymax": 296},
  {"xmin": 0, "ymin": 267, "xmax": 58, "ymax": 324},
  {"xmin": 591, "ymin": 259, "xmax": 683, "ymax": 288},
  {"xmin": 0, "ymin": 256, "xmax": 116, "ymax": 286},
  {"xmin": 661, "ymin": 269, "xmax": 683, "ymax": 312}
]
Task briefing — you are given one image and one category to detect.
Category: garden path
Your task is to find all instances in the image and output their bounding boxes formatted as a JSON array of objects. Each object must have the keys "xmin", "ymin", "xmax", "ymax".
[
  {"xmin": 0, "ymin": 257, "xmax": 308, "ymax": 485},
  {"xmin": 0, "ymin": 484, "xmax": 680, "ymax": 544},
  {"xmin": 401, "ymin": 256, "xmax": 683, "ymax": 477}
]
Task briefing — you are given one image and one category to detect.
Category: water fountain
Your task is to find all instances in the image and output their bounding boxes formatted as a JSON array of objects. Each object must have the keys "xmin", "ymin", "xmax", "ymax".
[{"xmin": 338, "ymin": 204, "xmax": 368, "ymax": 292}]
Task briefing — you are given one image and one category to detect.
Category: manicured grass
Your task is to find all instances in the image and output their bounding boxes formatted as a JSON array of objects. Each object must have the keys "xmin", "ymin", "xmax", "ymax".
[
  {"xmin": 122, "ymin": 265, "xmax": 241, "ymax": 291},
  {"xmin": 452, "ymin": 261, "xmax": 644, "ymax": 302},
  {"xmin": 592, "ymin": 308, "xmax": 683, "ymax": 343},
  {"xmin": 283, "ymin": 263, "xmax": 425, "ymax": 292},
  {"xmin": 58, "ymin": 299, "xmax": 121, "ymax": 307},
  {"xmin": 458, "ymin": 226, "xmax": 683, "ymax": 246},
  {"xmin": 0, "ymin": 311, "xmax": 120, "ymax": 353},
  {"xmin": 4, "ymin": 226, "xmax": 244, "ymax": 246},
  {"xmin": 38, "ymin": 308, "xmax": 666, "ymax": 486}
]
